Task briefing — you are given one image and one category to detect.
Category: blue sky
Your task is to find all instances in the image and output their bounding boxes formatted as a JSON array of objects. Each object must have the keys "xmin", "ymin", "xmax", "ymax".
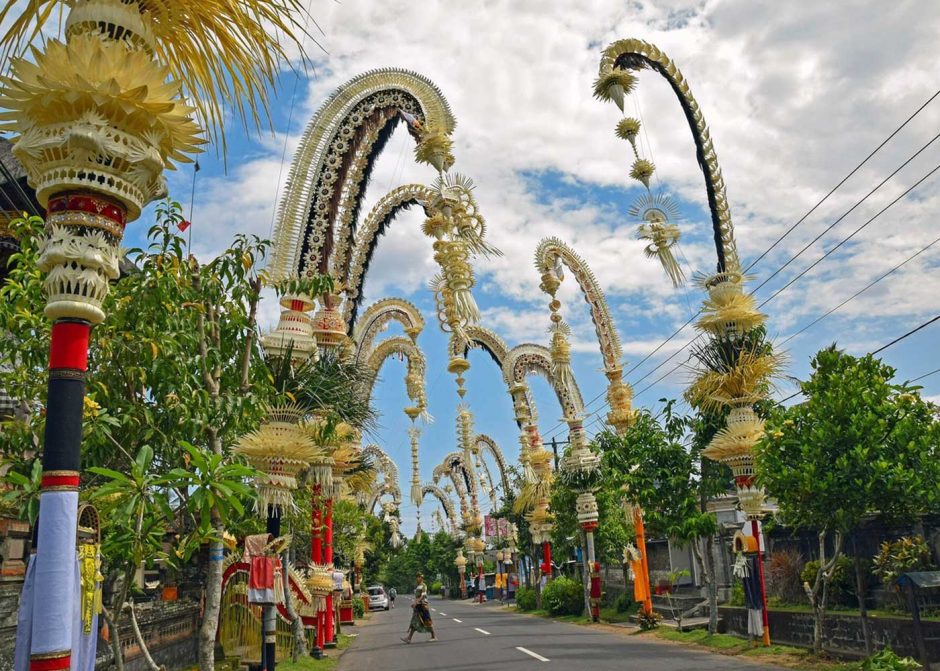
[{"xmin": 118, "ymin": 0, "xmax": 940, "ymax": 535}]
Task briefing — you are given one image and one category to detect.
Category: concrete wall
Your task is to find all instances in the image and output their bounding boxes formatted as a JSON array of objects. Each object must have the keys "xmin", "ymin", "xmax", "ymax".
[{"xmin": 720, "ymin": 606, "xmax": 940, "ymax": 661}]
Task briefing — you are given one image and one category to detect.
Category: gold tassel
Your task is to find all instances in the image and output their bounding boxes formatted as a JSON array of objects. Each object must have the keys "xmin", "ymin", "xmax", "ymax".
[
  {"xmin": 549, "ymin": 321, "xmax": 573, "ymax": 390},
  {"xmin": 630, "ymin": 157, "xmax": 656, "ymax": 189}
]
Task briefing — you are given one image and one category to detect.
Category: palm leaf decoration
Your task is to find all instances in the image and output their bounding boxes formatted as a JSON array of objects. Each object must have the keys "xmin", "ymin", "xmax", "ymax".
[
  {"xmin": 0, "ymin": 0, "xmax": 319, "ymax": 147},
  {"xmin": 294, "ymin": 349, "xmax": 379, "ymax": 433}
]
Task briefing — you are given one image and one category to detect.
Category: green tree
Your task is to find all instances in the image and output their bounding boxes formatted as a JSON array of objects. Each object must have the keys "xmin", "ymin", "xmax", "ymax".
[
  {"xmin": 756, "ymin": 346, "xmax": 940, "ymax": 654},
  {"xmin": 0, "ymin": 205, "xmax": 276, "ymax": 670},
  {"xmin": 597, "ymin": 400, "xmax": 729, "ymax": 634}
]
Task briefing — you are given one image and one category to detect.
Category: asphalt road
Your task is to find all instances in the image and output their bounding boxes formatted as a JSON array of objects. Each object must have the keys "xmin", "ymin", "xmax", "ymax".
[{"xmin": 337, "ymin": 597, "xmax": 787, "ymax": 671}]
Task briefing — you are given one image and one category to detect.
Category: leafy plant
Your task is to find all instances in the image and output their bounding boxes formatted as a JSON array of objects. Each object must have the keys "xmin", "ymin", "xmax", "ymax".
[
  {"xmin": 614, "ymin": 592, "xmax": 639, "ymax": 614},
  {"xmin": 862, "ymin": 647, "xmax": 922, "ymax": 670},
  {"xmin": 637, "ymin": 609, "xmax": 663, "ymax": 630},
  {"xmin": 541, "ymin": 576, "xmax": 583, "ymax": 616},
  {"xmin": 873, "ymin": 537, "xmax": 934, "ymax": 587},
  {"xmin": 767, "ymin": 548, "xmax": 806, "ymax": 605},
  {"xmin": 0, "ymin": 459, "xmax": 42, "ymax": 525},
  {"xmin": 516, "ymin": 586, "xmax": 537, "ymax": 611},
  {"xmin": 800, "ymin": 556, "xmax": 857, "ymax": 608},
  {"xmin": 352, "ymin": 596, "xmax": 365, "ymax": 619}
]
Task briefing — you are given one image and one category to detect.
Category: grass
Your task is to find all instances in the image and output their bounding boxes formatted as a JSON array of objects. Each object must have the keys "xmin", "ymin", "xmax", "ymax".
[
  {"xmin": 650, "ymin": 628, "xmax": 868, "ymax": 670},
  {"xmin": 599, "ymin": 606, "xmax": 636, "ymax": 623}
]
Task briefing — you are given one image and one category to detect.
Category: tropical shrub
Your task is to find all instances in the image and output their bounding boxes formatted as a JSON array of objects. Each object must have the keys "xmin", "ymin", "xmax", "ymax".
[
  {"xmin": 801, "ymin": 556, "xmax": 857, "ymax": 607},
  {"xmin": 614, "ymin": 592, "xmax": 639, "ymax": 614},
  {"xmin": 873, "ymin": 537, "xmax": 934, "ymax": 586},
  {"xmin": 430, "ymin": 580, "xmax": 443, "ymax": 595},
  {"xmin": 768, "ymin": 548, "xmax": 806, "ymax": 605},
  {"xmin": 353, "ymin": 596, "xmax": 365, "ymax": 618},
  {"xmin": 729, "ymin": 582, "xmax": 744, "ymax": 606},
  {"xmin": 516, "ymin": 586, "xmax": 537, "ymax": 611},
  {"xmin": 541, "ymin": 576, "xmax": 583, "ymax": 616},
  {"xmin": 637, "ymin": 610, "xmax": 662, "ymax": 630}
]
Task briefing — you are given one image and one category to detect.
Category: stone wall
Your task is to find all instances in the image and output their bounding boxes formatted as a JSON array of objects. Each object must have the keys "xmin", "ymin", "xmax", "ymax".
[
  {"xmin": 719, "ymin": 606, "xmax": 940, "ymax": 661},
  {"xmin": 0, "ymin": 599, "xmax": 199, "ymax": 671}
]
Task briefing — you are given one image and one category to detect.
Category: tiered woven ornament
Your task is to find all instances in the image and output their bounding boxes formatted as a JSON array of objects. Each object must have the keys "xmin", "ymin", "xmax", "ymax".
[
  {"xmin": 414, "ymin": 123, "xmax": 455, "ymax": 173},
  {"xmin": 329, "ymin": 431, "xmax": 364, "ymax": 500},
  {"xmin": 689, "ymin": 272, "xmax": 781, "ymax": 520},
  {"xmin": 311, "ymin": 289, "xmax": 350, "ymax": 352},
  {"xmin": 605, "ymin": 368, "xmax": 636, "ymax": 435},
  {"xmin": 233, "ymin": 404, "xmax": 324, "ymax": 513},
  {"xmin": 564, "ymin": 419, "xmax": 602, "ymax": 529},
  {"xmin": 262, "ymin": 294, "xmax": 318, "ymax": 363},
  {"xmin": 306, "ymin": 564, "xmax": 334, "ymax": 613}
]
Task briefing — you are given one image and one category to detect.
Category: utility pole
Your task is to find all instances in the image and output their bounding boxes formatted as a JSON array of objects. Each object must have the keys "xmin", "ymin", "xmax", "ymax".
[{"xmin": 545, "ymin": 438, "xmax": 569, "ymax": 471}]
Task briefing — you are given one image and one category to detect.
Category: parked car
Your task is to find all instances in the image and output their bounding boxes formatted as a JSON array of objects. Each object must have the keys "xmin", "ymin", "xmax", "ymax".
[{"xmin": 367, "ymin": 585, "xmax": 389, "ymax": 611}]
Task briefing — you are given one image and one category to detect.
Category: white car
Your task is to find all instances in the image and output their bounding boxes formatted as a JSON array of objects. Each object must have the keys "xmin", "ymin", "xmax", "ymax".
[{"xmin": 367, "ymin": 585, "xmax": 389, "ymax": 611}]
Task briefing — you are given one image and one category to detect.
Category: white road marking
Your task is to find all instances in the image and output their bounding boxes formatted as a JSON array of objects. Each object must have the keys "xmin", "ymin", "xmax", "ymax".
[
  {"xmin": 439, "ymin": 612, "xmax": 447, "ymax": 616},
  {"xmin": 474, "ymin": 628, "xmax": 491, "ymax": 635},
  {"xmin": 517, "ymin": 647, "xmax": 550, "ymax": 662},
  {"xmin": 452, "ymin": 618, "xmax": 463, "ymax": 623}
]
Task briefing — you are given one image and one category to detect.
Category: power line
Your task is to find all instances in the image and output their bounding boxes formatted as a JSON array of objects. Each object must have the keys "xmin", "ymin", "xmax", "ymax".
[
  {"xmin": 541, "ymin": 96, "xmax": 940, "ymax": 440},
  {"xmin": 872, "ymin": 314, "xmax": 940, "ymax": 355},
  {"xmin": 757, "ymin": 161, "xmax": 940, "ymax": 310},
  {"xmin": 778, "ymin": 314, "xmax": 940, "ymax": 404},
  {"xmin": 751, "ymin": 131, "xmax": 940, "ymax": 295},
  {"xmin": 744, "ymin": 88, "xmax": 940, "ymax": 273},
  {"xmin": 778, "ymin": 235, "xmax": 940, "ymax": 347}
]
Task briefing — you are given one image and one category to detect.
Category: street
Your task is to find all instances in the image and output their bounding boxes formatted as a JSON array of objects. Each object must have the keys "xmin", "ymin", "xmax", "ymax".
[{"xmin": 338, "ymin": 598, "xmax": 787, "ymax": 670}]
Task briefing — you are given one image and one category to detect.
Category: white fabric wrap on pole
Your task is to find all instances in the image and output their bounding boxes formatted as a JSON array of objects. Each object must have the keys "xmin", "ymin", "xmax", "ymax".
[{"xmin": 30, "ymin": 490, "xmax": 78, "ymax": 659}]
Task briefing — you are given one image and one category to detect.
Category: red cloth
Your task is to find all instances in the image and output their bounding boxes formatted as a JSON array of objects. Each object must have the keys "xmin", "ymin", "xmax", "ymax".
[{"xmin": 248, "ymin": 556, "xmax": 275, "ymax": 604}]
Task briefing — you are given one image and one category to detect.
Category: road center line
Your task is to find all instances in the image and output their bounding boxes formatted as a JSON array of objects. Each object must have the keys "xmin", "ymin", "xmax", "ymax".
[
  {"xmin": 474, "ymin": 627, "xmax": 491, "ymax": 635},
  {"xmin": 452, "ymin": 618, "xmax": 463, "ymax": 623},
  {"xmin": 517, "ymin": 646, "xmax": 550, "ymax": 662}
]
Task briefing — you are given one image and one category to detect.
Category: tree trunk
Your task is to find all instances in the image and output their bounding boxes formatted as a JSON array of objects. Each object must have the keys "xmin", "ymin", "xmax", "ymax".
[
  {"xmin": 283, "ymin": 550, "xmax": 307, "ymax": 661},
  {"xmin": 579, "ymin": 528, "xmax": 591, "ymax": 618},
  {"xmin": 198, "ymin": 516, "xmax": 224, "ymax": 671},
  {"xmin": 101, "ymin": 607, "xmax": 124, "ymax": 671},
  {"xmin": 851, "ymin": 535, "xmax": 873, "ymax": 654},
  {"xmin": 126, "ymin": 601, "xmax": 163, "ymax": 671},
  {"xmin": 700, "ymin": 536, "xmax": 719, "ymax": 635}
]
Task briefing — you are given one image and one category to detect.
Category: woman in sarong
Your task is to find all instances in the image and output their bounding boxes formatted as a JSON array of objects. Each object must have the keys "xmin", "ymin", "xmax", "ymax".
[{"xmin": 401, "ymin": 574, "xmax": 437, "ymax": 643}]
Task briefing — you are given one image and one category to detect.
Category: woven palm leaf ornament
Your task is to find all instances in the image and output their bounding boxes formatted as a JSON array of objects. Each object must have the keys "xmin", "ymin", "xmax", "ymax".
[
  {"xmin": 629, "ymin": 192, "xmax": 684, "ymax": 287},
  {"xmin": 596, "ymin": 39, "xmax": 780, "ymax": 520}
]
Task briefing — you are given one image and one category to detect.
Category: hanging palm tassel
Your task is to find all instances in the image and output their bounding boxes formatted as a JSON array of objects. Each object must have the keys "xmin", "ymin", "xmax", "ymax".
[
  {"xmin": 605, "ymin": 374, "xmax": 636, "ymax": 435},
  {"xmin": 592, "ymin": 70, "xmax": 637, "ymax": 111},
  {"xmin": 409, "ymin": 426, "xmax": 423, "ymax": 507},
  {"xmin": 306, "ymin": 565, "xmax": 333, "ymax": 613},
  {"xmin": 616, "ymin": 117, "xmax": 642, "ymax": 156},
  {"xmin": 549, "ymin": 321, "xmax": 573, "ymax": 390},
  {"xmin": 637, "ymin": 220, "xmax": 684, "ymax": 287},
  {"xmin": 630, "ymin": 157, "xmax": 656, "ymax": 189},
  {"xmin": 414, "ymin": 125, "xmax": 455, "ymax": 172}
]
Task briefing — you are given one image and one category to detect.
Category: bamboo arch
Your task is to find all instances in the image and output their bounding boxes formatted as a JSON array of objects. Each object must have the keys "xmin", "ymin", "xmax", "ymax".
[
  {"xmin": 270, "ymin": 69, "xmax": 456, "ymax": 280},
  {"xmin": 420, "ymin": 483, "xmax": 459, "ymax": 535},
  {"xmin": 473, "ymin": 434, "xmax": 510, "ymax": 498},
  {"xmin": 352, "ymin": 297, "xmax": 425, "ymax": 359},
  {"xmin": 363, "ymin": 336, "xmax": 429, "ymax": 419},
  {"xmin": 598, "ymin": 39, "xmax": 738, "ymax": 272},
  {"xmin": 534, "ymin": 237, "xmax": 635, "ymax": 433}
]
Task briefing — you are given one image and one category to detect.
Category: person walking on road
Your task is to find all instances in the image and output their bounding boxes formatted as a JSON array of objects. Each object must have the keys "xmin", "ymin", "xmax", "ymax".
[
  {"xmin": 389, "ymin": 586, "xmax": 397, "ymax": 609},
  {"xmin": 401, "ymin": 574, "xmax": 437, "ymax": 643}
]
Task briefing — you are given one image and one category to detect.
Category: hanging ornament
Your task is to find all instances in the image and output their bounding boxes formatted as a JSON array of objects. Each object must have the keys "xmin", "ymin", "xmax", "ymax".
[
  {"xmin": 592, "ymin": 70, "xmax": 637, "ymax": 112},
  {"xmin": 629, "ymin": 157, "xmax": 656, "ymax": 189},
  {"xmin": 615, "ymin": 117, "xmax": 642, "ymax": 155},
  {"xmin": 549, "ymin": 321, "xmax": 573, "ymax": 389},
  {"xmin": 409, "ymin": 426, "xmax": 423, "ymax": 507},
  {"xmin": 414, "ymin": 124, "xmax": 455, "ymax": 172}
]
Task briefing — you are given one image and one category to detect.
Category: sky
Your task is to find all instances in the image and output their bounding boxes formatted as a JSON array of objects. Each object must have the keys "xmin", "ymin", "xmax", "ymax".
[{"xmin": 53, "ymin": 0, "xmax": 940, "ymax": 535}]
